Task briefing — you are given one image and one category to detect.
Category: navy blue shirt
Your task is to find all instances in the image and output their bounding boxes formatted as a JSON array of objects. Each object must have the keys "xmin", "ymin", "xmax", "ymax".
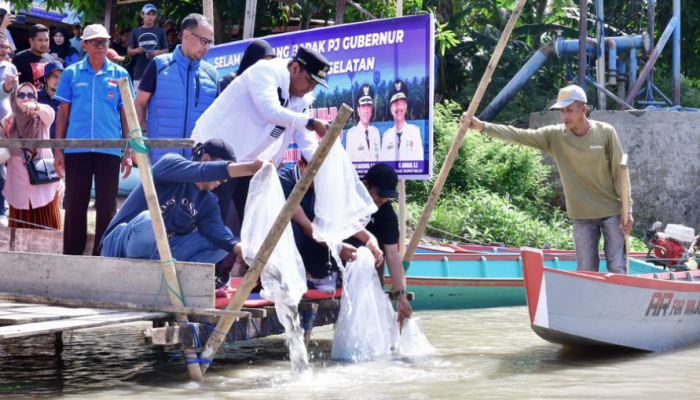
[
  {"xmin": 104, "ymin": 153, "xmax": 239, "ymax": 252},
  {"xmin": 37, "ymin": 88, "xmax": 60, "ymax": 140}
]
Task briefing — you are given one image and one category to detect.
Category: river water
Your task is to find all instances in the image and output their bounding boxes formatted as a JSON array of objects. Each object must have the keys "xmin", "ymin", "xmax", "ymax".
[{"xmin": 1, "ymin": 306, "xmax": 698, "ymax": 399}]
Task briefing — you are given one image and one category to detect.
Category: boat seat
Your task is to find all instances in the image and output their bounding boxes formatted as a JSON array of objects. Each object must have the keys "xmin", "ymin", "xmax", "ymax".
[
  {"xmin": 669, "ymin": 272, "xmax": 677, "ymax": 281},
  {"xmin": 688, "ymin": 271, "xmax": 695, "ymax": 282},
  {"xmin": 653, "ymin": 273, "xmax": 660, "ymax": 280}
]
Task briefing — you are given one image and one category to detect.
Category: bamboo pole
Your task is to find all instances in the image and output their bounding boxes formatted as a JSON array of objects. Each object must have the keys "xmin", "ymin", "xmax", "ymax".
[
  {"xmin": 401, "ymin": 0, "xmax": 529, "ymax": 270},
  {"xmin": 0, "ymin": 292, "xmax": 251, "ymax": 318},
  {"xmin": 0, "ymin": 139, "xmax": 194, "ymax": 149},
  {"xmin": 197, "ymin": 104, "xmax": 353, "ymax": 374},
  {"xmin": 620, "ymin": 154, "xmax": 630, "ymax": 274},
  {"xmin": 117, "ymin": 78, "xmax": 203, "ymax": 382}
]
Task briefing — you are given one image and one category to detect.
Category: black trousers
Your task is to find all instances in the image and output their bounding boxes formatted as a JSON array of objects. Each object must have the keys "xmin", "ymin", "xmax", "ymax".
[{"xmin": 63, "ymin": 152, "xmax": 120, "ymax": 256}]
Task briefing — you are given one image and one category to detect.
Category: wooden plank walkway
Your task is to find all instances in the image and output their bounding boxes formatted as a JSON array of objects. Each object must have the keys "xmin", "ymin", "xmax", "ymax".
[{"xmin": 0, "ymin": 301, "xmax": 168, "ymax": 340}]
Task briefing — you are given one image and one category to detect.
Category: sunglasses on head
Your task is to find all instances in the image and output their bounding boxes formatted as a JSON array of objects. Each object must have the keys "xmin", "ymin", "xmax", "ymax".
[{"xmin": 17, "ymin": 92, "xmax": 36, "ymax": 100}]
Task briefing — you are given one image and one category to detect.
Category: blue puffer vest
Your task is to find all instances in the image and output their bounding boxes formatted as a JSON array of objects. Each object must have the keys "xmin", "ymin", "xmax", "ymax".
[{"xmin": 147, "ymin": 45, "xmax": 218, "ymax": 163}]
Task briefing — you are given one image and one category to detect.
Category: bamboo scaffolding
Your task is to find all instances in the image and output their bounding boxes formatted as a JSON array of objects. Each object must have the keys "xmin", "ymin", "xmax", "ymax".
[
  {"xmin": 197, "ymin": 104, "xmax": 353, "ymax": 375},
  {"xmin": 401, "ymin": 0, "xmax": 530, "ymax": 272},
  {"xmin": 620, "ymin": 154, "xmax": 630, "ymax": 274},
  {"xmin": 117, "ymin": 78, "xmax": 203, "ymax": 382}
]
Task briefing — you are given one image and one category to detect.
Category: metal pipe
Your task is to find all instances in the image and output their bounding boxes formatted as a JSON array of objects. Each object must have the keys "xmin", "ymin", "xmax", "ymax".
[
  {"xmin": 652, "ymin": 84, "xmax": 674, "ymax": 106},
  {"xmin": 625, "ymin": 16, "xmax": 680, "ymax": 105},
  {"xmin": 578, "ymin": 0, "xmax": 587, "ymax": 88},
  {"xmin": 555, "ymin": 35, "xmax": 645, "ymax": 56},
  {"xmin": 586, "ymin": 76, "xmax": 635, "ymax": 110},
  {"xmin": 479, "ymin": 44, "xmax": 554, "ymax": 121},
  {"xmin": 607, "ymin": 38, "xmax": 617, "ymax": 86},
  {"xmin": 672, "ymin": 0, "xmax": 681, "ymax": 105},
  {"xmin": 617, "ymin": 59, "xmax": 626, "ymax": 109},
  {"xmin": 629, "ymin": 48, "xmax": 638, "ymax": 88},
  {"xmin": 595, "ymin": 0, "xmax": 606, "ymax": 109},
  {"xmin": 646, "ymin": 0, "xmax": 655, "ymax": 103}
]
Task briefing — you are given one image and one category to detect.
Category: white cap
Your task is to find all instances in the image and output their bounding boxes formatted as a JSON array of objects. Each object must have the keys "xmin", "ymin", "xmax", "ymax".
[
  {"xmin": 82, "ymin": 24, "xmax": 110, "ymax": 41},
  {"xmin": 551, "ymin": 85, "xmax": 587, "ymax": 109}
]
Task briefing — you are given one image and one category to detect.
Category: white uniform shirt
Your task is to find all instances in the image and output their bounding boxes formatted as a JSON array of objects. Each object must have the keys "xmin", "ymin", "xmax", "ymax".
[
  {"xmin": 192, "ymin": 58, "xmax": 317, "ymax": 166},
  {"xmin": 379, "ymin": 123, "xmax": 424, "ymax": 161},
  {"xmin": 345, "ymin": 123, "xmax": 380, "ymax": 162}
]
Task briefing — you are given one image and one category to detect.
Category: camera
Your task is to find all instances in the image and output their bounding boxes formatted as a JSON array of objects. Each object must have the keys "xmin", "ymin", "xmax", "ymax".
[{"xmin": 0, "ymin": 9, "xmax": 26, "ymax": 25}]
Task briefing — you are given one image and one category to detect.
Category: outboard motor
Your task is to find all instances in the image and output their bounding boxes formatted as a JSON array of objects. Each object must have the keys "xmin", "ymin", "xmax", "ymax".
[{"xmin": 645, "ymin": 222, "xmax": 695, "ymax": 271}]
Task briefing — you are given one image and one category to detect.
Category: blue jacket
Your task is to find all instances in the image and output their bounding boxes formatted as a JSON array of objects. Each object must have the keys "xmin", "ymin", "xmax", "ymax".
[
  {"xmin": 103, "ymin": 153, "xmax": 238, "ymax": 252},
  {"xmin": 148, "ymin": 45, "xmax": 218, "ymax": 163}
]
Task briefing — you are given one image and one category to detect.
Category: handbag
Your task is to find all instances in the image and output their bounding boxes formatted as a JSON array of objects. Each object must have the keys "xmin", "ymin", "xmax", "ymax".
[{"xmin": 23, "ymin": 149, "xmax": 60, "ymax": 185}]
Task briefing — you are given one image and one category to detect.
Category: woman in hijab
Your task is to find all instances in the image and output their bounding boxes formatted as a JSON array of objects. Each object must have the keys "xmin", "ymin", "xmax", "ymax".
[
  {"xmin": 218, "ymin": 39, "xmax": 276, "ymax": 94},
  {"xmin": 50, "ymin": 27, "xmax": 79, "ymax": 67},
  {"xmin": 0, "ymin": 82, "xmax": 61, "ymax": 230}
]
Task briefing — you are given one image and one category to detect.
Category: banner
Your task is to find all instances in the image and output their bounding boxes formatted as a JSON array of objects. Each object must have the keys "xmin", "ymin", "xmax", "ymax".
[
  {"xmin": 8, "ymin": 1, "xmax": 82, "ymax": 24},
  {"xmin": 206, "ymin": 14, "xmax": 435, "ymax": 180}
]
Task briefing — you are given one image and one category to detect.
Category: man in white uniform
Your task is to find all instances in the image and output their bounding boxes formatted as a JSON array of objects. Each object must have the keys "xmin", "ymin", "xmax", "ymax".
[
  {"xmin": 345, "ymin": 84, "xmax": 380, "ymax": 162},
  {"xmin": 379, "ymin": 79, "xmax": 424, "ymax": 162}
]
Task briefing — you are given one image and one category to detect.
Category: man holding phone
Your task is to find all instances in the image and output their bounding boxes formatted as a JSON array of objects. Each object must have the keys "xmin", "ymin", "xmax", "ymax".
[{"xmin": 13, "ymin": 23, "xmax": 52, "ymax": 87}]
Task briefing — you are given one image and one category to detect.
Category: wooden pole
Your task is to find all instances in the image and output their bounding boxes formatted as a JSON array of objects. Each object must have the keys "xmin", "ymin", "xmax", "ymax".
[
  {"xmin": 117, "ymin": 78, "xmax": 203, "ymax": 382},
  {"xmin": 203, "ymin": 0, "xmax": 214, "ymax": 31},
  {"xmin": 197, "ymin": 104, "xmax": 353, "ymax": 374},
  {"xmin": 620, "ymin": 154, "xmax": 630, "ymax": 274},
  {"xmin": 401, "ymin": 0, "xmax": 529, "ymax": 270},
  {"xmin": 243, "ymin": 0, "xmax": 258, "ymax": 39},
  {"xmin": 0, "ymin": 292, "xmax": 251, "ymax": 318}
]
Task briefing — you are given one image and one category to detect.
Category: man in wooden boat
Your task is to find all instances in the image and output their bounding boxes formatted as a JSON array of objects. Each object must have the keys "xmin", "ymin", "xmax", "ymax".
[
  {"xmin": 460, "ymin": 85, "xmax": 634, "ymax": 274},
  {"xmin": 100, "ymin": 139, "xmax": 263, "ymax": 266},
  {"xmin": 278, "ymin": 160, "xmax": 412, "ymax": 320}
]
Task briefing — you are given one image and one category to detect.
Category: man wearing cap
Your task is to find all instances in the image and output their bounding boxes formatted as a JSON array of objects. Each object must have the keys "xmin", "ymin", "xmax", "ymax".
[
  {"xmin": 53, "ymin": 24, "xmax": 135, "ymax": 257},
  {"xmin": 37, "ymin": 60, "xmax": 63, "ymax": 140},
  {"xmin": 380, "ymin": 79, "xmax": 424, "ymax": 162},
  {"xmin": 461, "ymin": 84, "xmax": 634, "ymax": 274},
  {"xmin": 277, "ymin": 160, "xmax": 412, "ymax": 320},
  {"xmin": 12, "ymin": 24, "xmax": 52, "ymax": 87},
  {"xmin": 127, "ymin": 4, "xmax": 168, "ymax": 87},
  {"xmin": 134, "ymin": 13, "xmax": 218, "ymax": 164},
  {"xmin": 193, "ymin": 46, "xmax": 332, "ymax": 224},
  {"xmin": 101, "ymin": 140, "xmax": 264, "ymax": 263},
  {"xmin": 346, "ymin": 83, "xmax": 381, "ymax": 162},
  {"xmin": 70, "ymin": 23, "xmax": 85, "ymax": 60}
]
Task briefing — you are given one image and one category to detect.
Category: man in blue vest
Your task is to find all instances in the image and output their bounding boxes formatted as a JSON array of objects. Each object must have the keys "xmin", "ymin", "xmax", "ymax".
[{"xmin": 134, "ymin": 13, "xmax": 217, "ymax": 164}]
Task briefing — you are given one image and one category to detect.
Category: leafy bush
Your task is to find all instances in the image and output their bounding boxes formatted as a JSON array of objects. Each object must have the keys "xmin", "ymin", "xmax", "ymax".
[{"xmin": 407, "ymin": 190, "xmax": 574, "ymax": 249}]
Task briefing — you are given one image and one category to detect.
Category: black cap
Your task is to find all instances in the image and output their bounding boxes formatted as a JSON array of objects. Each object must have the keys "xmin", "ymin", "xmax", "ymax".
[
  {"xmin": 356, "ymin": 84, "xmax": 374, "ymax": 106},
  {"xmin": 389, "ymin": 79, "xmax": 409, "ymax": 104},
  {"xmin": 72, "ymin": 22, "xmax": 82, "ymax": 29},
  {"xmin": 293, "ymin": 46, "xmax": 330, "ymax": 88},
  {"xmin": 194, "ymin": 139, "xmax": 236, "ymax": 162},
  {"xmin": 364, "ymin": 163, "xmax": 398, "ymax": 199}
]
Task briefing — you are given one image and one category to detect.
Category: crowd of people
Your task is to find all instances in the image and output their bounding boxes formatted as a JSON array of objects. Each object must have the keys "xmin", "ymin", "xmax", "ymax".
[{"xmin": 0, "ymin": 4, "xmax": 413, "ymax": 321}]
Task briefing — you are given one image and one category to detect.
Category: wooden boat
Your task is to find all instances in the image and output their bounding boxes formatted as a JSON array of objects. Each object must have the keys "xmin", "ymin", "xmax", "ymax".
[
  {"xmin": 521, "ymin": 247, "xmax": 700, "ymax": 351},
  {"xmin": 399, "ymin": 244, "xmax": 664, "ymax": 310}
]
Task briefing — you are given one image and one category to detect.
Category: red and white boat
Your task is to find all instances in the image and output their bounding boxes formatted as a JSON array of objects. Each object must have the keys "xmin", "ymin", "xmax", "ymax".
[{"xmin": 521, "ymin": 247, "xmax": 700, "ymax": 352}]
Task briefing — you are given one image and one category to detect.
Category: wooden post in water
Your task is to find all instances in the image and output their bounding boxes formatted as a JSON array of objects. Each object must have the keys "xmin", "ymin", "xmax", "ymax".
[
  {"xmin": 117, "ymin": 78, "xmax": 203, "ymax": 382},
  {"xmin": 197, "ymin": 104, "xmax": 353, "ymax": 374},
  {"xmin": 620, "ymin": 154, "xmax": 630, "ymax": 274},
  {"xmin": 400, "ymin": 0, "xmax": 530, "ymax": 272}
]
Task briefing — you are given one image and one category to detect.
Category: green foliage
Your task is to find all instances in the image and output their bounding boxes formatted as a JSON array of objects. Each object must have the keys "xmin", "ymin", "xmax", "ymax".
[
  {"xmin": 407, "ymin": 190, "xmax": 574, "ymax": 249},
  {"xmin": 407, "ymin": 101, "xmax": 555, "ymax": 218}
]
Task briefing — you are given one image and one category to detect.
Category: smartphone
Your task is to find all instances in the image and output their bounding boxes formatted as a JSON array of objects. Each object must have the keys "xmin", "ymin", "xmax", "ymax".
[{"xmin": 14, "ymin": 13, "xmax": 25, "ymax": 25}]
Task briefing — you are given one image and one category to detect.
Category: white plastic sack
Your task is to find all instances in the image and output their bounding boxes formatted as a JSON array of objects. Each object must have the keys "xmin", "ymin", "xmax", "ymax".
[
  {"xmin": 312, "ymin": 141, "xmax": 377, "ymax": 267},
  {"xmin": 398, "ymin": 318, "xmax": 437, "ymax": 356},
  {"xmin": 241, "ymin": 162, "xmax": 309, "ymax": 371},
  {"xmin": 331, "ymin": 247, "xmax": 399, "ymax": 361}
]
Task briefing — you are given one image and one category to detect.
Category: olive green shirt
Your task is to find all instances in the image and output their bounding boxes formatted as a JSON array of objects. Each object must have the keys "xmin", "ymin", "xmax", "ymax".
[{"xmin": 482, "ymin": 120, "xmax": 632, "ymax": 220}]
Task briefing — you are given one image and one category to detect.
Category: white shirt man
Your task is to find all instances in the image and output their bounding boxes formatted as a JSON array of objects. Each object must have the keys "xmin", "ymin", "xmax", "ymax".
[
  {"xmin": 379, "ymin": 79, "xmax": 424, "ymax": 162},
  {"xmin": 346, "ymin": 84, "xmax": 380, "ymax": 162}
]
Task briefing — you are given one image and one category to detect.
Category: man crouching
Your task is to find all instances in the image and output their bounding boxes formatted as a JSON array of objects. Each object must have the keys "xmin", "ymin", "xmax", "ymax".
[{"xmin": 100, "ymin": 139, "xmax": 263, "ymax": 264}]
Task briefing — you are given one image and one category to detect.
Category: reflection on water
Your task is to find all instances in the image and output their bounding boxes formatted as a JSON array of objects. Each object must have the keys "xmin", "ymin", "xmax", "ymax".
[{"xmin": 1, "ymin": 307, "xmax": 699, "ymax": 399}]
